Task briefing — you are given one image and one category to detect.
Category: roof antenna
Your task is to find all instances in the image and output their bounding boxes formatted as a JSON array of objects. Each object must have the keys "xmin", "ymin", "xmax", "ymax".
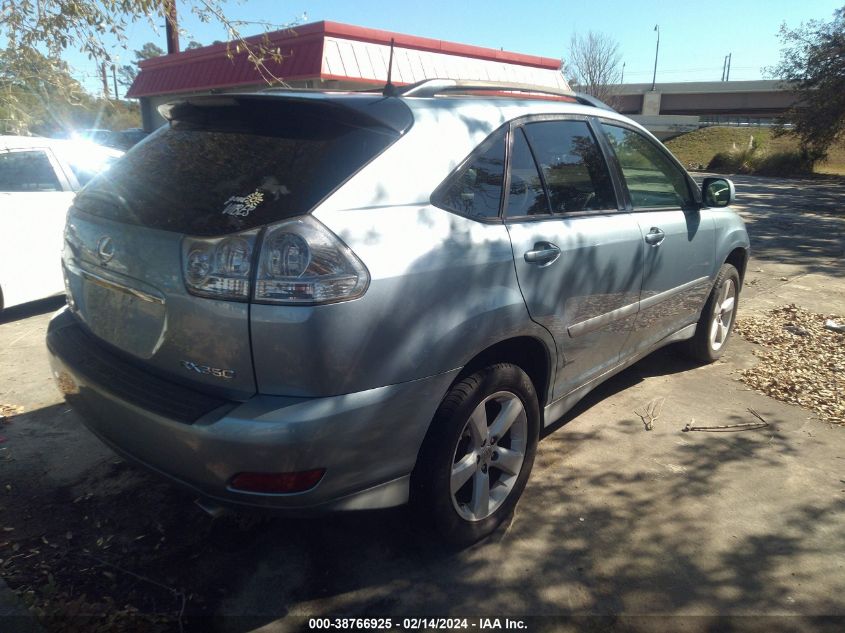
[{"xmin": 383, "ymin": 38, "xmax": 397, "ymax": 97}]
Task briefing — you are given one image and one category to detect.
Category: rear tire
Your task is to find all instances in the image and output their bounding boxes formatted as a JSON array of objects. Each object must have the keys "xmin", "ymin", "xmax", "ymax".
[
  {"xmin": 411, "ymin": 363, "xmax": 540, "ymax": 548},
  {"xmin": 683, "ymin": 263, "xmax": 740, "ymax": 363}
]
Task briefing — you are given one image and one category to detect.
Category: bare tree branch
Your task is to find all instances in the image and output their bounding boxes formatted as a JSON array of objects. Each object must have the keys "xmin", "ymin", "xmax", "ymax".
[{"xmin": 563, "ymin": 31, "xmax": 623, "ymax": 105}]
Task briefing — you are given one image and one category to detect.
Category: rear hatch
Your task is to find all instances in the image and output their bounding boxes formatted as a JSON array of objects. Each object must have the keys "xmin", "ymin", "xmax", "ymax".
[{"xmin": 63, "ymin": 94, "xmax": 412, "ymax": 400}]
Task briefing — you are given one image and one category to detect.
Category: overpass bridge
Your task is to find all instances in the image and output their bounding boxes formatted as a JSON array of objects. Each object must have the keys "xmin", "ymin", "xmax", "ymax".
[{"xmin": 607, "ymin": 80, "xmax": 798, "ymax": 138}]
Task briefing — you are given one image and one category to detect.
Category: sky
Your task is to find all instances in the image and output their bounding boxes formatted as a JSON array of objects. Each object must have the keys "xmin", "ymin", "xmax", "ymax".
[{"xmin": 62, "ymin": 0, "xmax": 844, "ymax": 95}]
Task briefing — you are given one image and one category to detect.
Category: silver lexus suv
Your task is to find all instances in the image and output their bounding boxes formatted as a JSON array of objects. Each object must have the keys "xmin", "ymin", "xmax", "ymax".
[{"xmin": 47, "ymin": 80, "xmax": 749, "ymax": 546}]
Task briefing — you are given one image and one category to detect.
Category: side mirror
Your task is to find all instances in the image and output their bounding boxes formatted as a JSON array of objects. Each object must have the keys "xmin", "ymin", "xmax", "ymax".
[{"xmin": 702, "ymin": 177, "xmax": 735, "ymax": 208}]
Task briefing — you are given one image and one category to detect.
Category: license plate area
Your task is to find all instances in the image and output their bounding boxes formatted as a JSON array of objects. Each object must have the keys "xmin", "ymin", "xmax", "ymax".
[{"xmin": 65, "ymin": 261, "xmax": 166, "ymax": 359}]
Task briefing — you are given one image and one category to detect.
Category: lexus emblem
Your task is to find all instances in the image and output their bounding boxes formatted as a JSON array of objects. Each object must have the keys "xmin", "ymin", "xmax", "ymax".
[{"xmin": 97, "ymin": 236, "xmax": 115, "ymax": 263}]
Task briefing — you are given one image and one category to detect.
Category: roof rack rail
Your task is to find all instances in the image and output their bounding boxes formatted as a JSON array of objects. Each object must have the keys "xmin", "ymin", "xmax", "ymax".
[
  {"xmin": 399, "ymin": 78, "xmax": 572, "ymax": 98},
  {"xmin": 396, "ymin": 79, "xmax": 616, "ymax": 111}
]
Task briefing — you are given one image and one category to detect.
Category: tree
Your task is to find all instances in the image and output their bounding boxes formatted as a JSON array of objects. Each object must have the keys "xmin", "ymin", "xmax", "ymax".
[
  {"xmin": 136, "ymin": 42, "xmax": 167, "ymax": 60},
  {"xmin": 186, "ymin": 40, "xmax": 204, "ymax": 50},
  {"xmin": 0, "ymin": 1, "xmax": 302, "ymax": 131},
  {"xmin": 564, "ymin": 31, "xmax": 623, "ymax": 105},
  {"xmin": 0, "ymin": 48, "xmax": 139, "ymax": 136},
  {"xmin": 0, "ymin": 1, "xmax": 294, "ymax": 69},
  {"xmin": 772, "ymin": 6, "xmax": 845, "ymax": 160},
  {"xmin": 117, "ymin": 42, "xmax": 165, "ymax": 91},
  {"xmin": 0, "ymin": 47, "xmax": 84, "ymax": 134}
]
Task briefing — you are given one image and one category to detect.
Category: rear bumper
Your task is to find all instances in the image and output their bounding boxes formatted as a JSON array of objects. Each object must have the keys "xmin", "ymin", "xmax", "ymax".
[{"xmin": 47, "ymin": 307, "xmax": 458, "ymax": 512}]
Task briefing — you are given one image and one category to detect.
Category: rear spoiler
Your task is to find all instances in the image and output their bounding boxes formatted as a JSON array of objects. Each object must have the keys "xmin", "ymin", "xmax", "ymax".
[{"xmin": 158, "ymin": 93, "xmax": 415, "ymax": 134}]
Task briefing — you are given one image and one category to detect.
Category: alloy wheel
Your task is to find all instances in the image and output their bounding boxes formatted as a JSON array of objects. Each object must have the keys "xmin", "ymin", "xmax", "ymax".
[
  {"xmin": 450, "ymin": 391, "xmax": 528, "ymax": 522},
  {"xmin": 709, "ymin": 278, "xmax": 737, "ymax": 351}
]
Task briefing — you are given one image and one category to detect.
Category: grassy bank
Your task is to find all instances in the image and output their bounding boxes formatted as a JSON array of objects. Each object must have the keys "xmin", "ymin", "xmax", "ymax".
[{"xmin": 665, "ymin": 127, "xmax": 845, "ymax": 176}]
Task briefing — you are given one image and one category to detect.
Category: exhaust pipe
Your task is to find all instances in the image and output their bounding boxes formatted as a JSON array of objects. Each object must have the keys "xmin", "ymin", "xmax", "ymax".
[{"xmin": 194, "ymin": 497, "xmax": 230, "ymax": 518}]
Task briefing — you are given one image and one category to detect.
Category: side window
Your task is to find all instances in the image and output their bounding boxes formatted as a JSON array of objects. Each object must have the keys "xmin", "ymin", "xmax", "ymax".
[
  {"xmin": 0, "ymin": 150, "xmax": 62, "ymax": 192},
  {"xmin": 601, "ymin": 124, "xmax": 692, "ymax": 208},
  {"xmin": 522, "ymin": 120, "xmax": 617, "ymax": 213},
  {"xmin": 431, "ymin": 129, "xmax": 506, "ymax": 219},
  {"xmin": 507, "ymin": 128, "xmax": 548, "ymax": 217}
]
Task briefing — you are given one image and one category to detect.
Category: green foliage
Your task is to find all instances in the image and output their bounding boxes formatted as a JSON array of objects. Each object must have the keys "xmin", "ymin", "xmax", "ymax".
[
  {"xmin": 136, "ymin": 42, "xmax": 166, "ymax": 60},
  {"xmin": 117, "ymin": 42, "xmax": 165, "ymax": 89},
  {"xmin": 707, "ymin": 149, "xmax": 755, "ymax": 174},
  {"xmin": 666, "ymin": 126, "xmax": 845, "ymax": 176},
  {"xmin": 0, "ymin": 47, "xmax": 139, "ymax": 136},
  {"xmin": 706, "ymin": 145, "xmax": 815, "ymax": 177},
  {"xmin": 0, "ymin": 47, "xmax": 84, "ymax": 135},
  {"xmin": 754, "ymin": 150, "xmax": 816, "ymax": 177},
  {"xmin": 771, "ymin": 6, "xmax": 845, "ymax": 159},
  {"xmin": 0, "ymin": 1, "xmax": 305, "ymax": 133}
]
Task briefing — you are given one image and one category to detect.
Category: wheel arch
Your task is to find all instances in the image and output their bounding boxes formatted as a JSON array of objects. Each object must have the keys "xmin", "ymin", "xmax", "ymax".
[
  {"xmin": 725, "ymin": 246, "xmax": 749, "ymax": 286},
  {"xmin": 450, "ymin": 336, "xmax": 553, "ymax": 411}
]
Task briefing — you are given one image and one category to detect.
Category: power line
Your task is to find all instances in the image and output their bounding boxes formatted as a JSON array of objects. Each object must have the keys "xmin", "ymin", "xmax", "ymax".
[{"xmin": 623, "ymin": 65, "xmax": 758, "ymax": 76}]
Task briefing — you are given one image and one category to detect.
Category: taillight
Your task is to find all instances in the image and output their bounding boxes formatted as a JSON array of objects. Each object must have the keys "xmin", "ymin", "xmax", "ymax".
[
  {"xmin": 181, "ymin": 216, "xmax": 368, "ymax": 305},
  {"xmin": 182, "ymin": 230, "xmax": 258, "ymax": 301},
  {"xmin": 254, "ymin": 216, "xmax": 369, "ymax": 305}
]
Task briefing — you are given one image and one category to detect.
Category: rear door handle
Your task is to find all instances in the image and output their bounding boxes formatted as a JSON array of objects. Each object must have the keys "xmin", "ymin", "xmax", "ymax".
[
  {"xmin": 644, "ymin": 227, "xmax": 666, "ymax": 246},
  {"xmin": 524, "ymin": 242, "xmax": 561, "ymax": 265}
]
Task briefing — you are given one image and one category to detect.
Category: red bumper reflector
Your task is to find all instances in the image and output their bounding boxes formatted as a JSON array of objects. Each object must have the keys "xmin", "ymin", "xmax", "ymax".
[{"xmin": 230, "ymin": 469, "xmax": 326, "ymax": 494}]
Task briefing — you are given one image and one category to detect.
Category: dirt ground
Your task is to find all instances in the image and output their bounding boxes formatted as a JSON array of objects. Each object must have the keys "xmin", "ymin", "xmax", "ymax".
[{"xmin": 1, "ymin": 174, "xmax": 844, "ymax": 632}]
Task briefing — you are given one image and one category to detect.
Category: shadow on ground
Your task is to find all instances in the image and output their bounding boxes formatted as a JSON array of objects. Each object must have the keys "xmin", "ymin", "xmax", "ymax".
[
  {"xmin": 0, "ymin": 296, "xmax": 66, "ymax": 325},
  {"xmin": 3, "ymin": 177, "xmax": 844, "ymax": 631},
  {"xmin": 723, "ymin": 175, "xmax": 845, "ymax": 277},
  {"xmin": 3, "ymin": 345, "xmax": 843, "ymax": 632}
]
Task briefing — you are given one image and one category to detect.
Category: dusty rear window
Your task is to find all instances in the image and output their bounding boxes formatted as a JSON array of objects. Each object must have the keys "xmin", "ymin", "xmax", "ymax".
[{"xmin": 73, "ymin": 99, "xmax": 405, "ymax": 235}]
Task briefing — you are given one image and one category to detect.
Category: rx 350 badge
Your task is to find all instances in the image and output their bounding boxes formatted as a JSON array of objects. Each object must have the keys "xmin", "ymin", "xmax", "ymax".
[{"xmin": 180, "ymin": 360, "xmax": 236, "ymax": 380}]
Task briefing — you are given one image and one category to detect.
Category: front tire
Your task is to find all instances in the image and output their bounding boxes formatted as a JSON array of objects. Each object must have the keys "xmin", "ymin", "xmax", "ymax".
[
  {"xmin": 683, "ymin": 263, "xmax": 740, "ymax": 362},
  {"xmin": 411, "ymin": 363, "xmax": 540, "ymax": 547}
]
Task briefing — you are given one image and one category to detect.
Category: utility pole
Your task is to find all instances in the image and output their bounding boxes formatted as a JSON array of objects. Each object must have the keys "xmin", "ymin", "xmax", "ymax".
[
  {"xmin": 101, "ymin": 62, "xmax": 110, "ymax": 99},
  {"xmin": 621, "ymin": 61, "xmax": 626, "ymax": 85},
  {"xmin": 725, "ymin": 53, "xmax": 732, "ymax": 81},
  {"xmin": 112, "ymin": 65, "xmax": 119, "ymax": 100},
  {"xmin": 165, "ymin": 0, "xmax": 180, "ymax": 54},
  {"xmin": 650, "ymin": 25, "xmax": 660, "ymax": 91},
  {"xmin": 721, "ymin": 55, "xmax": 728, "ymax": 81}
]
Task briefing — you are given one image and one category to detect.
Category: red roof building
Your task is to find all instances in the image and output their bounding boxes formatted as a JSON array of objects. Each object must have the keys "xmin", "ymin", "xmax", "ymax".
[{"xmin": 127, "ymin": 20, "xmax": 568, "ymax": 131}]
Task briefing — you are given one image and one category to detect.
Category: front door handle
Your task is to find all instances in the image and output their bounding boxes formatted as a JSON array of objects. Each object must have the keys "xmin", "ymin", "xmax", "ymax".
[
  {"xmin": 524, "ymin": 242, "xmax": 561, "ymax": 265},
  {"xmin": 645, "ymin": 227, "xmax": 666, "ymax": 246}
]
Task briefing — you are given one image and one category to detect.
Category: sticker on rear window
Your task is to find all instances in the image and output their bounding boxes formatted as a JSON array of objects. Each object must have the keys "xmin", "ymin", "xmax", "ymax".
[
  {"xmin": 223, "ymin": 191, "xmax": 265, "ymax": 217},
  {"xmin": 222, "ymin": 178, "xmax": 291, "ymax": 217}
]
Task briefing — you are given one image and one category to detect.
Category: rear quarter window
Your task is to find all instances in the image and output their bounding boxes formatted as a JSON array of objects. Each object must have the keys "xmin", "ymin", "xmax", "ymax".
[{"xmin": 431, "ymin": 127, "xmax": 507, "ymax": 220}]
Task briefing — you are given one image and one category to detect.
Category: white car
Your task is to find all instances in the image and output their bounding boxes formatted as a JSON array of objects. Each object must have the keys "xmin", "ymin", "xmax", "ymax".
[{"xmin": 0, "ymin": 136, "xmax": 122, "ymax": 310}]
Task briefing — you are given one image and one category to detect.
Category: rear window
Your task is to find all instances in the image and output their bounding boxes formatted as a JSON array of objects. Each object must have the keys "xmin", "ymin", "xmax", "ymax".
[{"xmin": 73, "ymin": 98, "xmax": 407, "ymax": 235}]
